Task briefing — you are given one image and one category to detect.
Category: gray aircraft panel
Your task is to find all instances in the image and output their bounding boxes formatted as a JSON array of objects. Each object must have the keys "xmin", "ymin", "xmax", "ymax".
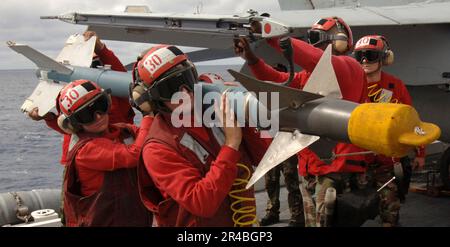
[
  {"xmin": 86, "ymin": 25, "xmax": 236, "ymax": 49},
  {"xmin": 277, "ymin": 0, "xmax": 450, "ymax": 10},
  {"xmin": 52, "ymin": 2, "xmax": 450, "ymax": 51},
  {"xmin": 270, "ymin": 2, "xmax": 450, "ymax": 27}
]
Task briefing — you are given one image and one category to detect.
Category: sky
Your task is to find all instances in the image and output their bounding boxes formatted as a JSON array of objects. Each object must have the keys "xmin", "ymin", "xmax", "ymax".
[{"xmin": 0, "ymin": 0, "xmax": 280, "ymax": 70}]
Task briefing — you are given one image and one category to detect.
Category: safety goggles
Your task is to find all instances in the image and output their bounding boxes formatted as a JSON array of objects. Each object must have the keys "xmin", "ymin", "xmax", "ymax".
[
  {"xmin": 307, "ymin": 29, "xmax": 347, "ymax": 46},
  {"xmin": 70, "ymin": 90, "xmax": 110, "ymax": 125},
  {"xmin": 354, "ymin": 50, "xmax": 383, "ymax": 64},
  {"xmin": 148, "ymin": 64, "xmax": 197, "ymax": 101}
]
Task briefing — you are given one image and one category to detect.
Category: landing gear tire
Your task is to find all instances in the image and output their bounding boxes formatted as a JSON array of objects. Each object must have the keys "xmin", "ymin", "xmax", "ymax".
[{"xmin": 440, "ymin": 147, "xmax": 450, "ymax": 190}]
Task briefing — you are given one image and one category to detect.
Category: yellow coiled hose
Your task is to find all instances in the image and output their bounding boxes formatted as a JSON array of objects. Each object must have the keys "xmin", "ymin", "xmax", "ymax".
[{"xmin": 228, "ymin": 163, "xmax": 258, "ymax": 227}]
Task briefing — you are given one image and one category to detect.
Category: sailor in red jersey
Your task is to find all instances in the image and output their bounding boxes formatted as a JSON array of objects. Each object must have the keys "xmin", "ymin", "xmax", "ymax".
[
  {"xmin": 235, "ymin": 16, "xmax": 370, "ymax": 226},
  {"xmin": 57, "ymin": 79, "xmax": 152, "ymax": 226},
  {"xmin": 354, "ymin": 35, "xmax": 426, "ymax": 226},
  {"xmin": 28, "ymin": 31, "xmax": 134, "ymax": 165},
  {"xmin": 132, "ymin": 45, "xmax": 267, "ymax": 227}
]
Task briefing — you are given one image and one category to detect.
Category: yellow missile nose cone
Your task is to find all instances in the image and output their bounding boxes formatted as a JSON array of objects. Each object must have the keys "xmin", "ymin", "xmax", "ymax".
[
  {"xmin": 348, "ymin": 103, "xmax": 441, "ymax": 158},
  {"xmin": 398, "ymin": 122, "xmax": 441, "ymax": 146}
]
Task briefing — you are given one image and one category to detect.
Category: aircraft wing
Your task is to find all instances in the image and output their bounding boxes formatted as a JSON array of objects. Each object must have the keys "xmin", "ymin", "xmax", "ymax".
[
  {"xmin": 269, "ymin": 2, "xmax": 450, "ymax": 27},
  {"xmin": 44, "ymin": 12, "xmax": 256, "ymax": 49},
  {"xmin": 46, "ymin": 2, "xmax": 450, "ymax": 49}
]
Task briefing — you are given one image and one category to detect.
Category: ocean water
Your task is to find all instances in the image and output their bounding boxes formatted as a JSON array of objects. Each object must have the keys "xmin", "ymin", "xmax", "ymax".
[
  {"xmin": 0, "ymin": 65, "xmax": 242, "ymax": 193},
  {"xmin": 0, "ymin": 70, "xmax": 63, "ymax": 193}
]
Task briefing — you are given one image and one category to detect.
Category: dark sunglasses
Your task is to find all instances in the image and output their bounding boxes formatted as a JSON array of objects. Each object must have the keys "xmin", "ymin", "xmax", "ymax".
[
  {"xmin": 71, "ymin": 92, "xmax": 110, "ymax": 125},
  {"xmin": 354, "ymin": 50, "xmax": 383, "ymax": 64}
]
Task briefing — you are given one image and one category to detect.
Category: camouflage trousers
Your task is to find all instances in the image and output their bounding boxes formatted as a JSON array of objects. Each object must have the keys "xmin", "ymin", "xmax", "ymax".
[
  {"xmin": 300, "ymin": 168, "xmax": 401, "ymax": 227},
  {"xmin": 60, "ymin": 165, "xmax": 67, "ymax": 226},
  {"xmin": 367, "ymin": 166, "xmax": 401, "ymax": 227},
  {"xmin": 264, "ymin": 155, "xmax": 303, "ymax": 221},
  {"xmin": 300, "ymin": 175, "xmax": 337, "ymax": 227},
  {"xmin": 300, "ymin": 172, "xmax": 375, "ymax": 227}
]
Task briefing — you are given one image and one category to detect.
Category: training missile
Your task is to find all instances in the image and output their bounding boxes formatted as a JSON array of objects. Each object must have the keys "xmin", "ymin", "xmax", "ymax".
[{"xmin": 9, "ymin": 39, "xmax": 440, "ymax": 190}]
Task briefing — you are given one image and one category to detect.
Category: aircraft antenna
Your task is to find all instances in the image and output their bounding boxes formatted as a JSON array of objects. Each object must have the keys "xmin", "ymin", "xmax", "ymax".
[
  {"xmin": 194, "ymin": 1, "xmax": 203, "ymax": 14},
  {"xmin": 308, "ymin": 0, "xmax": 316, "ymax": 9}
]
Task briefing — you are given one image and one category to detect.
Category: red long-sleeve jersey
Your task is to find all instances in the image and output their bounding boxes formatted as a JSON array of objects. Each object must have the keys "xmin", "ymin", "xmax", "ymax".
[
  {"xmin": 74, "ymin": 116, "xmax": 152, "ymax": 196},
  {"xmin": 45, "ymin": 45, "xmax": 134, "ymax": 164},
  {"xmin": 249, "ymin": 38, "xmax": 369, "ymax": 176}
]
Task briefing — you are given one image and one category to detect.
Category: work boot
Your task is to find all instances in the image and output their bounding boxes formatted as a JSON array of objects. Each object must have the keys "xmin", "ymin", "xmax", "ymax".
[
  {"xmin": 260, "ymin": 214, "xmax": 280, "ymax": 226},
  {"xmin": 288, "ymin": 213, "xmax": 305, "ymax": 227},
  {"xmin": 288, "ymin": 218, "xmax": 305, "ymax": 227}
]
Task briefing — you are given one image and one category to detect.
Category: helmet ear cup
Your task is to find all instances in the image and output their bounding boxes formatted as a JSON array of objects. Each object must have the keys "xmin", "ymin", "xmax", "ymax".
[
  {"xmin": 57, "ymin": 114, "xmax": 77, "ymax": 134},
  {"xmin": 333, "ymin": 32, "xmax": 349, "ymax": 54},
  {"xmin": 383, "ymin": 50, "xmax": 394, "ymax": 66},
  {"xmin": 132, "ymin": 84, "xmax": 154, "ymax": 113}
]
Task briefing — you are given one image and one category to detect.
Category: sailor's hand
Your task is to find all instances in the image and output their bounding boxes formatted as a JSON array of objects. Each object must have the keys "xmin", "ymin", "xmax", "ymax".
[
  {"xmin": 28, "ymin": 107, "xmax": 56, "ymax": 121},
  {"xmin": 234, "ymin": 37, "xmax": 259, "ymax": 65},
  {"xmin": 216, "ymin": 93, "xmax": 242, "ymax": 151},
  {"xmin": 412, "ymin": 156, "xmax": 425, "ymax": 171},
  {"xmin": 131, "ymin": 99, "xmax": 154, "ymax": 117},
  {"xmin": 83, "ymin": 31, "xmax": 105, "ymax": 53},
  {"xmin": 130, "ymin": 83, "xmax": 155, "ymax": 116},
  {"xmin": 250, "ymin": 20, "xmax": 262, "ymax": 34}
]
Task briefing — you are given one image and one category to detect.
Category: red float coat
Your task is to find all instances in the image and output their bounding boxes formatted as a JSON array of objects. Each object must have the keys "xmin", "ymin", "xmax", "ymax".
[
  {"xmin": 365, "ymin": 71, "xmax": 425, "ymax": 167},
  {"xmin": 72, "ymin": 116, "xmax": 152, "ymax": 196},
  {"xmin": 138, "ymin": 113, "xmax": 267, "ymax": 226},
  {"xmin": 249, "ymin": 38, "xmax": 369, "ymax": 176},
  {"xmin": 63, "ymin": 116, "xmax": 153, "ymax": 226},
  {"xmin": 45, "ymin": 45, "xmax": 134, "ymax": 164}
]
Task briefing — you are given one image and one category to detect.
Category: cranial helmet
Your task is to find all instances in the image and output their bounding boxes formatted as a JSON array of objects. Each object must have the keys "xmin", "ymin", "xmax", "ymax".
[
  {"xmin": 57, "ymin": 79, "xmax": 111, "ymax": 133},
  {"xmin": 354, "ymin": 35, "xmax": 394, "ymax": 65},
  {"xmin": 130, "ymin": 45, "xmax": 198, "ymax": 113},
  {"xmin": 307, "ymin": 16, "xmax": 353, "ymax": 54}
]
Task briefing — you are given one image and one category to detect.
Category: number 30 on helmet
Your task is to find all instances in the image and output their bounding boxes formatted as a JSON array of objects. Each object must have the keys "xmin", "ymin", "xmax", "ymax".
[
  {"xmin": 354, "ymin": 35, "xmax": 394, "ymax": 66},
  {"xmin": 57, "ymin": 80, "xmax": 111, "ymax": 134},
  {"xmin": 130, "ymin": 45, "xmax": 198, "ymax": 113}
]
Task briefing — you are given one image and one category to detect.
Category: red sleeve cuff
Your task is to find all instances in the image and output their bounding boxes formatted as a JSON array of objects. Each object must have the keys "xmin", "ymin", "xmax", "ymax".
[
  {"xmin": 96, "ymin": 44, "xmax": 109, "ymax": 57},
  {"xmin": 140, "ymin": 115, "xmax": 154, "ymax": 130},
  {"xmin": 217, "ymin": 146, "xmax": 241, "ymax": 166}
]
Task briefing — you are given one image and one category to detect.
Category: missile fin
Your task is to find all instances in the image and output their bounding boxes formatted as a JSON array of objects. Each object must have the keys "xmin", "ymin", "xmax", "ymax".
[
  {"xmin": 228, "ymin": 69, "xmax": 322, "ymax": 109},
  {"xmin": 55, "ymin": 34, "xmax": 96, "ymax": 67},
  {"xmin": 303, "ymin": 44, "xmax": 342, "ymax": 98},
  {"xmin": 246, "ymin": 131, "xmax": 319, "ymax": 189},
  {"xmin": 7, "ymin": 41, "xmax": 72, "ymax": 74},
  {"xmin": 21, "ymin": 79, "xmax": 66, "ymax": 116}
]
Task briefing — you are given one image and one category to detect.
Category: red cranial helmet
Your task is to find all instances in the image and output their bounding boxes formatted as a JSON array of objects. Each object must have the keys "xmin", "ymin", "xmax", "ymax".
[
  {"xmin": 355, "ymin": 35, "xmax": 387, "ymax": 52},
  {"xmin": 58, "ymin": 80, "xmax": 110, "ymax": 127},
  {"xmin": 308, "ymin": 16, "xmax": 353, "ymax": 53},
  {"xmin": 131, "ymin": 45, "xmax": 198, "ymax": 105},
  {"xmin": 135, "ymin": 45, "xmax": 188, "ymax": 87},
  {"xmin": 354, "ymin": 35, "xmax": 394, "ymax": 65},
  {"xmin": 59, "ymin": 80, "xmax": 103, "ymax": 116}
]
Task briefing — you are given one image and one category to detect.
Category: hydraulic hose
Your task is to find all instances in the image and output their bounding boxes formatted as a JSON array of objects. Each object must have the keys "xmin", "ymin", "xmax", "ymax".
[{"xmin": 228, "ymin": 163, "xmax": 258, "ymax": 227}]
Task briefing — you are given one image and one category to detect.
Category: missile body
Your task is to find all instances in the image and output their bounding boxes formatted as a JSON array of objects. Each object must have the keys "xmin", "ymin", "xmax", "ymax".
[
  {"xmin": 42, "ymin": 65, "xmax": 440, "ymax": 158},
  {"xmin": 43, "ymin": 66, "xmax": 133, "ymax": 98}
]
